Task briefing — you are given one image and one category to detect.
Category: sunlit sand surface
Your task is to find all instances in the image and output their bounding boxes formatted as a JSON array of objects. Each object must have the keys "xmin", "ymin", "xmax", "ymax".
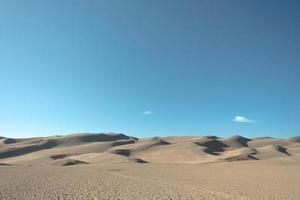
[{"xmin": 1, "ymin": 133, "xmax": 299, "ymax": 199}]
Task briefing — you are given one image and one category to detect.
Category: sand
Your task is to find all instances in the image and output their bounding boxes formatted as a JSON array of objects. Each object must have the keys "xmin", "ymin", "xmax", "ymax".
[{"xmin": 0, "ymin": 133, "xmax": 299, "ymax": 199}]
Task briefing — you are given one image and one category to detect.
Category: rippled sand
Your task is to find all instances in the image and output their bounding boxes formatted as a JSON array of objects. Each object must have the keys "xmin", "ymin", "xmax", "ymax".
[{"xmin": 0, "ymin": 133, "xmax": 299, "ymax": 199}]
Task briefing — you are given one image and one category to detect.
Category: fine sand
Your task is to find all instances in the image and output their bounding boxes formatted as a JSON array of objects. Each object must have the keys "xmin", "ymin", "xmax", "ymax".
[{"xmin": 0, "ymin": 133, "xmax": 300, "ymax": 199}]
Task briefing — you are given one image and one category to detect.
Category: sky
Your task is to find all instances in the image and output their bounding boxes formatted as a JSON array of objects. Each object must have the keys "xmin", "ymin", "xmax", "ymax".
[{"xmin": 0, "ymin": 0, "xmax": 299, "ymax": 138}]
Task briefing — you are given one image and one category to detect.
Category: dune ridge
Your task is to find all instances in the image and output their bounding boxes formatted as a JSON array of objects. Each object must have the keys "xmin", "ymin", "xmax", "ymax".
[
  {"xmin": 0, "ymin": 133, "xmax": 299, "ymax": 165},
  {"xmin": 1, "ymin": 133, "xmax": 300, "ymax": 200}
]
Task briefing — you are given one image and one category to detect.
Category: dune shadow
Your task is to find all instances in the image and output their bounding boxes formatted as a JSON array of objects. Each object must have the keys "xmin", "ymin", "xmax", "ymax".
[
  {"xmin": 61, "ymin": 160, "xmax": 89, "ymax": 166},
  {"xmin": 149, "ymin": 139, "xmax": 171, "ymax": 147},
  {"xmin": 232, "ymin": 136, "xmax": 251, "ymax": 147},
  {"xmin": 52, "ymin": 159, "xmax": 89, "ymax": 166},
  {"xmin": 202, "ymin": 136, "xmax": 219, "ymax": 140},
  {"xmin": 225, "ymin": 154, "xmax": 259, "ymax": 162},
  {"xmin": 3, "ymin": 138, "xmax": 17, "ymax": 144},
  {"xmin": 111, "ymin": 149, "xmax": 131, "ymax": 157},
  {"xmin": 276, "ymin": 146, "xmax": 291, "ymax": 156},
  {"xmin": 0, "ymin": 163, "xmax": 12, "ymax": 166},
  {"xmin": 130, "ymin": 158, "xmax": 148, "ymax": 163},
  {"xmin": 81, "ymin": 133, "xmax": 132, "ymax": 142},
  {"xmin": 50, "ymin": 154, "xmax": 69, "ymax": 160},
  {"xmin": 194, "ymin": 139, "xmax": 228, "ymax": 155},
  {"xmin": 0, "ymin": 140, "xmax": 57, "ymax": 159},
  {"xmin": 111, "ymin": 139, "xmax": 136, "ymax": 147}
]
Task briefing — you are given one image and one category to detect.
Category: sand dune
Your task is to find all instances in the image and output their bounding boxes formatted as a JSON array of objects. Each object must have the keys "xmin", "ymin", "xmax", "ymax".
[
  {"xmin": 0, "ymin": 133, "xmax": 299, "ymax": 199},
  {"xmin": 221, "ymin": 135, "xmax": 251, "ymax": 148},
  {"xmin": 289, "ymin": 136, "xmax": 300, "ymax": 143},
  {"xmin": 0, "ymin": 133, "xmax": 298, "ymax": 165}
]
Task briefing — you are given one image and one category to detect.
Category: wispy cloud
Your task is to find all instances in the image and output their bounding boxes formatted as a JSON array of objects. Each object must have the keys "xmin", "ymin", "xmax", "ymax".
[
  {"xmin": 233, "ymin": 115, "xmax": 256, "ymax": 123},
  {"xmin": 143, "ymin": 110, "xmax": 152, "ymax": 115}
]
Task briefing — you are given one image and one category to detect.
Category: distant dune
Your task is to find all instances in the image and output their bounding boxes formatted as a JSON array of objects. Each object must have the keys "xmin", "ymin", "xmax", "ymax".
[
  {"xmin": 0, "ymin": 133, "xmax": 299, "ymax": 165},
  {"xmin": 0, "ymin": 133, "xmax": 299, "ymax": 199}
]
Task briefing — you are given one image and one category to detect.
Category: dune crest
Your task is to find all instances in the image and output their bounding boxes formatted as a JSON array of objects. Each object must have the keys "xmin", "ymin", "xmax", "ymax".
[
  {"xmin": 0, "ymin": 133, "xmax": 299, "ymax": 165},
  {"xmin": 1, "ymin": 133, "xmax": 300, "ymax": 199}
]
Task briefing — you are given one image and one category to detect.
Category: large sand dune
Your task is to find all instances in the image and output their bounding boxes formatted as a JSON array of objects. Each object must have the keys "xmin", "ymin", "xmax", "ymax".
[{"xmin": 0, "ymin": 133, "xmax": 299, "ymax": 199}]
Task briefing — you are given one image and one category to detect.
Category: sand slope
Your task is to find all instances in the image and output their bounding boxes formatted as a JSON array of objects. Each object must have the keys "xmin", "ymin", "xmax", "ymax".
[
  {"xmin": 0, "ymin": 133, "xmax": 299, "ymax": 199},
  {"xmin": 1, "ymin": 133, "xmax": 299, "ymax": 165}
]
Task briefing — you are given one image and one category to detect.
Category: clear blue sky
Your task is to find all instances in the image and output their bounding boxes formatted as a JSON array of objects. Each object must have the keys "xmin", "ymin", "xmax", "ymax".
[{"xmin": 0, "ymin": 0, "xmax": 299, "ymax": 138}]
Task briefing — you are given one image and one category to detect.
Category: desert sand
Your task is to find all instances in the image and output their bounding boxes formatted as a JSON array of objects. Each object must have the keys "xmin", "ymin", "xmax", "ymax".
[{"xmin": 0, "ymin": 133, "xmax": 300, "ymax": 199}]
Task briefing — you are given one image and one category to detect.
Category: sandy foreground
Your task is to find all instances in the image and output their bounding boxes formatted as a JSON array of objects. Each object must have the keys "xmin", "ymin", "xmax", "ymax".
[{"xmin": 0, "ymin": 133, "xmax": 299, "ymax": 199}]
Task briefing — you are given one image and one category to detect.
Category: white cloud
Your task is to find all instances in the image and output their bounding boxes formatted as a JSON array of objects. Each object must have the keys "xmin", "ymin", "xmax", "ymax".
[
  {"xmin": 233, "ymin": 115, "xmax": 256, "ymax": 123},
  {"xmin": 143, "ymin": 110, "xmax": 152, "ymax": 115}
]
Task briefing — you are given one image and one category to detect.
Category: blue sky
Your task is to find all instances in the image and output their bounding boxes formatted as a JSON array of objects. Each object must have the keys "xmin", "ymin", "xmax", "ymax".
[{"xmin": 0, "ymin": 0, "xmax": 299, "ymax": 138}]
